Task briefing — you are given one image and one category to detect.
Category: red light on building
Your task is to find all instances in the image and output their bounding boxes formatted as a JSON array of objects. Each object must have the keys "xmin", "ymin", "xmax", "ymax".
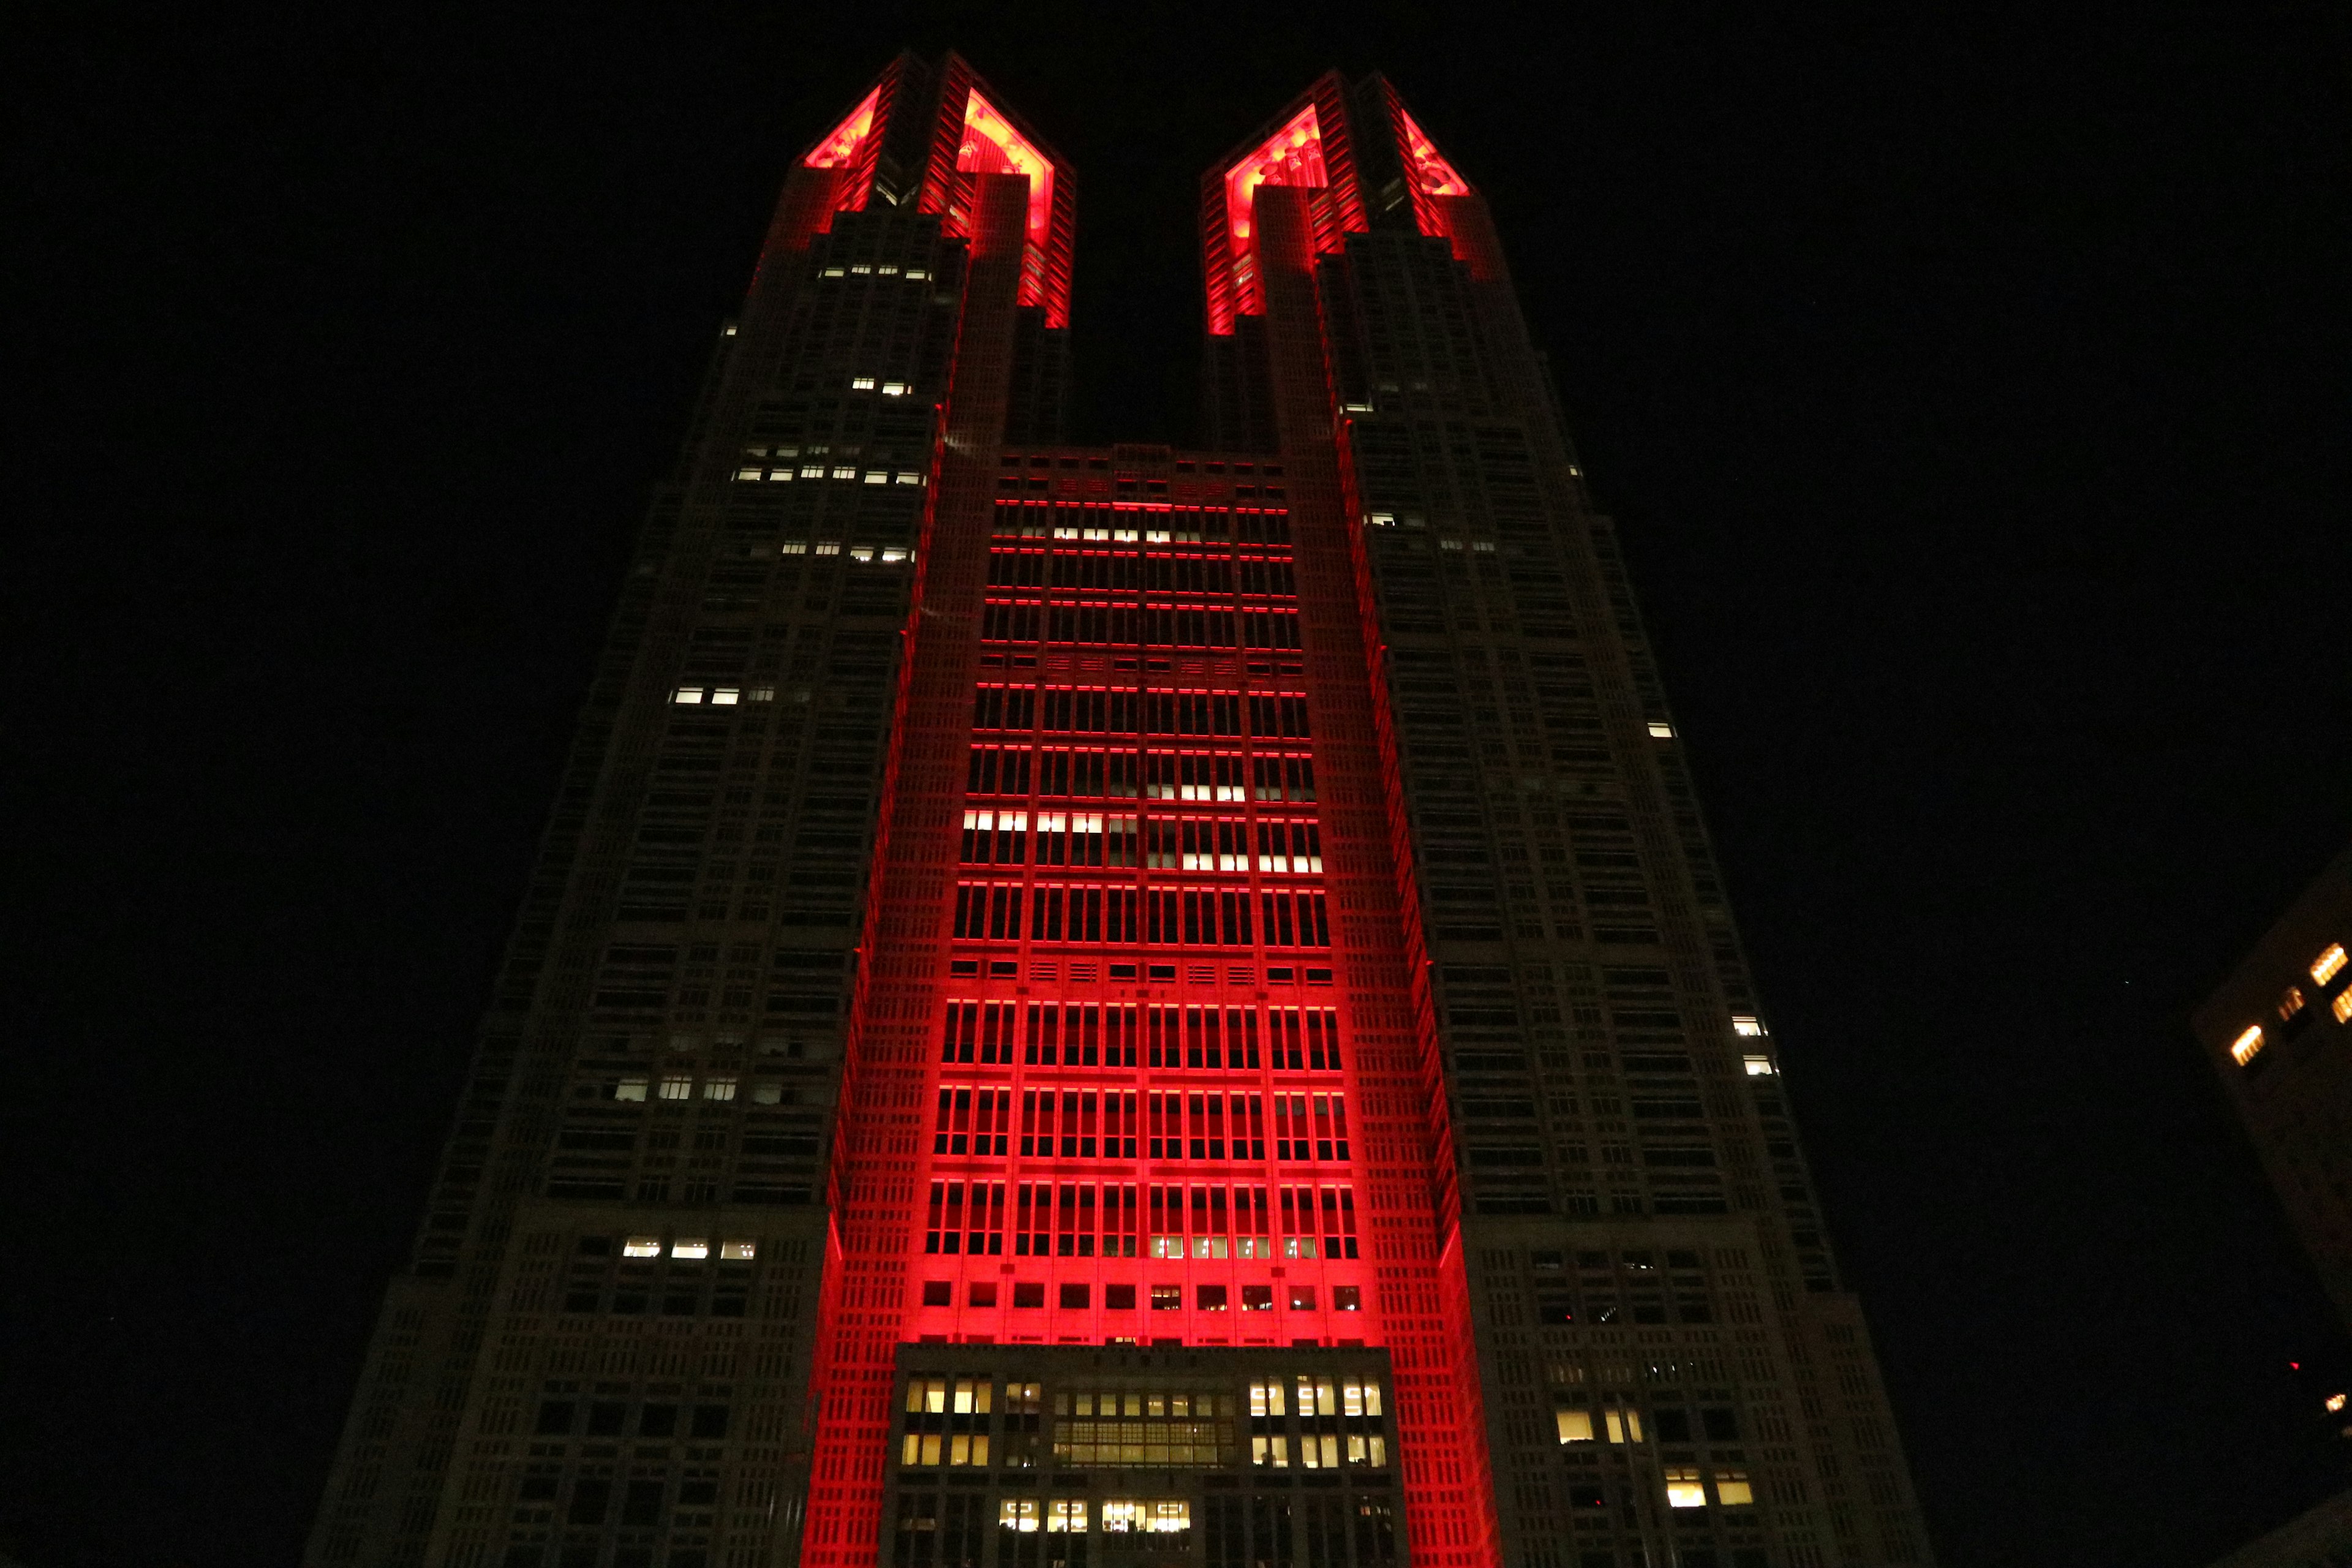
[{"xmin": 804, "ymin": 85, "xmax": 880, "ymax": 170}]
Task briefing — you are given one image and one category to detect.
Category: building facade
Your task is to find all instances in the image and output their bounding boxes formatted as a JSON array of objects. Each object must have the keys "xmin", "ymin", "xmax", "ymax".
[
  {"xmin": 2193, "ymin": 847, "xmax": 2352, "ymax": 1341},
  {"xmin": 306, "ymin": 53, "xmax": 1934, "ymax": 1568}
]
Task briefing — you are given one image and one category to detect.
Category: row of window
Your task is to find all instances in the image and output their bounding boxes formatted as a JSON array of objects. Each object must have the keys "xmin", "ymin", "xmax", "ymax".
[
  {"xmin": 995, "ymin": 1499, "xmax": 1189, "ymax": 1534},
  {"xmin": 991, "ymin": 509, "xmax": 1295, "ymax": 545},
  {"xmin": 959, "ymin": 810, "xmax": 1323, "ymax": 872},
  {"xmin": 918, "ymin": 1280, "xmax": 1365, "ymax": 1311},
  {"xmin": 951, "ymin": 884, "xmax": 1332, "ymax": 948},
  {"xmin": 986, "ymin": 549, "xmax": 1294, "ymax": 594},
  {"xmin": 920, "ymin": 1179, "xmax": 1359, "ymax": 1259},
  {"xmin": 943, "ymin": 1001, "xmax": 1343, "ymax": 1071},
  {"xmin": 933, "ymin": 1088, "xmax": 1350, "ymax": 1163},
  {"xmin": 731, "ymin": 462, "xmax": 926, "ymax": 485},
  {"xmin": 603, "ymin": 1074, "xmax": 789, "ymax": 1104},
  {"xmin": 966, "ymin": 744, "xmax": 1317, "ymax": 802},
  {"xmin": 973, "ymin": 686, "xmax": 1310, "ymax": 738},
  {"xmin": 2232, "ymin": 941, "xmax": 2351, "ymax": 1067}
]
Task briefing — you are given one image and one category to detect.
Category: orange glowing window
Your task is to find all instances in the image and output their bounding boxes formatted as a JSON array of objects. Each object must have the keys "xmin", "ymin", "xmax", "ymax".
[
  {"xmin": 1224, "ymin": 104, "xmax": 1329, "ymax": 254},
  {"xmin": 2229, "ymin": 1025, "xmax": 2264, "ymax": 1067},
  {"xmin": 2280, "ymin": 986, "xmax": 2307, "ymax": 1021},
  {"xmin": 2335, "ymin": 991, "xmax": 2352, "ymax": 1025},
  {"xmin": 958, "ymin": 88, "xmax": 1054, "ymax": 249},
  {"xmin": 2312, "ymin": 943, "xmax": 2346, "ymax": 986},
  {"xmin": 805, "ymin": 87, "xmax": 880, "ymax": 169},
  {"xmin": 1395, "ymin": 107, "xmax": 1471, "ymax": 197}
]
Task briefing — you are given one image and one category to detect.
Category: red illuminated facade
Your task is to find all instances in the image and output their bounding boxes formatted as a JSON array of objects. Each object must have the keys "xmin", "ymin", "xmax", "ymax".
[{"xmin": 309, "ymin": 52, "xmax": 1936, "ymax": 1568}]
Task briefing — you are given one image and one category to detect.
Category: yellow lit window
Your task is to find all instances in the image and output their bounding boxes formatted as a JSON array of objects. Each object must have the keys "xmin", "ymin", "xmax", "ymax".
[
  {"xmin": 2335, "ymin": 992, "xmax": 2352, "ymax": 1025},
  {"xmin": 622, "ymin": 1235, "xmax": 662, "ymax": 1258},
  {"xmin": 2230, "ymin": 1025, "xmax": 2266, "ymax": 1067},
  {"xmin": 2316, "ymin": 944, "xmax": 2348, "ymax": 986},
  {"xmin": 1555, "ymin": 1409, "xmax": 1595, "ymax": 1444},
  {"xmin": 1732, "ymin": 1014, "xmax": 1766, "ymax": 1038},
  {"xmin": 669, "ymin": 1238, "xmax": 709, "ymax": 1260},
  {"xmin": 1147, "ymin": 1502, "xmax": 1191, "ymax": 1534},
  {"xmin": 1101, "ymin": 1502, "xmax": 1142, "ymax": 1534},
  {"xmin": 999, "ymin": 1500, "xmax": 1038, "ymax": 1533},
  {"xmin": 1604, "ymin": 1408, "xmax": 1643, "ymax": 1444},
  {"xmin": 1047, "ymin": 1500, "xmax": 1087, "ymax": 1533},
  {"xmin": 720, "ymin": 1239, "xmax": 755, "ymax": 1261},
  {"xmin": 1714, "ymin": 1468, "xmax": 1754, "ymax": 1506},
  {"xmin": 1664, "ymin": 1466, "xmax": 1706, "ymax": 1509},
  {"xmin": 1647, "ymin": 721, "xmax": 1675, "ymax": 739}
]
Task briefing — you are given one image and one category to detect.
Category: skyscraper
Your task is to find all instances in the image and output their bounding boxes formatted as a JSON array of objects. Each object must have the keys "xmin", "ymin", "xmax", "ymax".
[{"xmin": 308, "ymin": 53, "xmax": 1935, "ymax": 1568}]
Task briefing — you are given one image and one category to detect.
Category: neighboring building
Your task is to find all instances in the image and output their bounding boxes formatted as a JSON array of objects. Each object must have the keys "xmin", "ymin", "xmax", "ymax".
[
  {"xmin": 2204, "ymin": 1485, "xmax": 2352, "ymax": 1568},
  {"xmin": 2193, "ymin": 845, "xmax": 2352, "ymax": 1339},
  {"xmin": 306, "ymin": 53, "xmax": 1934, "ymax": 1568}
]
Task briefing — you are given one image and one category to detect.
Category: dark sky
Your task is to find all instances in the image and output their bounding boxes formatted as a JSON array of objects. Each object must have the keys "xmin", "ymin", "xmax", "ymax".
[{"xmin": 7, "ymin": 4, "xmax": 2351, "ymax": 1566}]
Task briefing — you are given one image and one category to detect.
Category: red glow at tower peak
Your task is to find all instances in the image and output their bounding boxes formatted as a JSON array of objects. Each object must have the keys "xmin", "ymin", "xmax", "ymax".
[
  {"xmin": 1224, "ymin": 103, "xmax": 1329, "ymax": 249},
  {"xmin": 957, "ymin": 87, "xmax": 1055, "ymax": 251},
  {"xmin": 1396, "ymin": 106, "xmax": 1471, "ymax": 197},
  {"xmin": 804, "ymin": 86, "xmax": 880, "ymax": 169}
]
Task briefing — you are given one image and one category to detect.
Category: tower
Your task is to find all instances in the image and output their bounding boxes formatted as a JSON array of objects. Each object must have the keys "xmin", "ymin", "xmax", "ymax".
[{"xmin": 307, "ymin": 55, "xmax": 1936, "ymax": 1568}]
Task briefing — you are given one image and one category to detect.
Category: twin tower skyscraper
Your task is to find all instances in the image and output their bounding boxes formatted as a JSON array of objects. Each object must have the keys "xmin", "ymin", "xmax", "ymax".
[{"xmin": 308, "ymin": 53, "xmax": 1934, "ymax": 1568}]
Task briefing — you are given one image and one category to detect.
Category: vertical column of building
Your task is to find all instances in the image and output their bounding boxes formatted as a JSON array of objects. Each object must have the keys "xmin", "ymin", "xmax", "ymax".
[
  {"xmin": 1221, "ymin": 75, "xmax": 1939, "ymax": 1568},
  {"xmin": 804, "ymin": 154, "xmax": 1049, "ymax": 1563}
]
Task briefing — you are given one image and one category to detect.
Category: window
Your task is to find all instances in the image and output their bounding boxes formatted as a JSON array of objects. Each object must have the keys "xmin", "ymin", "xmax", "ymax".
[
  {"xmin": 1646, "ymin": 722, "xmax": 1675, "ymax": 739},
  {"xmin": 1714, "ymin": 1468, "xmax": 1754, "ymax": 1506},
  {"xmin": 1556, "ymin": 1409, "xmax": 1595, "ymax": 1443},
  {"xmin": 1197, "ymin": 1284, "xmax": 1228, "ymax": 1311},
  {"xmin": 1242, "ymin": 1285, "xmax": 1274, "ymax": 1311},
  {"xmin": 1743, "ymin": 1053, "xmax": 1774, "ymax": 1076},
  {"xmin": 2337, "ymin": 992, "xmax": 2352, "ymax": 1025},
  {"xmin": 1604, "ymin": 1408, "xmax": 1643, "ymax": 1444},
  {"xmin": 1333, "ymin": 1285, "xmax": 1362, "ymax": 1311},
  {"xmin": 1060, "ymin": 1283, "xmax": 1090, "ymax": 1309},
  {"xmin": 1048, "ymin": 1500, "xmax": 1088, "ymax": 1533},
  {"xmin": 922, "ymin": 1281, "xmax": 952, "ymax": 1306},
  {"xmin": 701, "ymin": 1077, "xmax": 736, "ymax": 1101},
  {"xmin": 670, "ymin": 1238, "xmax": 709, "ymax": 1260},
  {"xmin": 2316, "ymin": 943, "xmax": 2348, "ymax": 986},
  {"xmin": 2280, "ymin": 986, "xmax": 2307, "ymax": 1020},
  {"xmin": 658, "ymin": 1076, "xmax": 693, "ymax": 1101},
  {"xmin": 1664, "ymin": 1467, "xmax": 1707, "ymax": 1509},
  {"xmin": 1014, "ymin": 1282, "xmax": 1045, "ymax": 1308},
  {"xmin": 622, "ymin": 1235, "xmax": 662, "ymax": 1258},
  {"xmin": 1288, "ymin": 1285, "xmax": 1316, "ymax": 1310},
  {"xmin": 1105, "ymin": 1283, "xmax": 1136, "ymax": 1310},
  {"xmin": 1731, "ymin": 1014, "xmax": 1765, "ymax": 1037},
  {"xmin": 614, "ymin": 1076, "xmax": 648, "ymax": 1101},
  {"xmin": 2230, "ymin": 1025, "xmax": 2265, "ymax": 1067},
  {"xmin": 970, "ymin": 1281, "xmax": 997, "ymax": 1307},
  {"xmin": 1151, "ymin": 1283, "xmax": 1182, "ymax": 1310},
  {"xmin": 1000, "ymin": 1500, "xmax": 1038, "ymax": 1533}
]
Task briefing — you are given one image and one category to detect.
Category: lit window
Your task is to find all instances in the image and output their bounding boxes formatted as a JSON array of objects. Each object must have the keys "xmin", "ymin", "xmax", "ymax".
[
  {"xmin": 671, "ymin": 1238, "xmax": 709, "ymax": 1260},
  {"xmin": 613, "ymin": 1077, "xmax": 648, "ymax": 1102},
  {"xmin": 1100, "ymin": 1502, "xmax": 1142, "ymax": 1534},
  {"xmin": 750, "ymin": 1080, "xmax": 783, "ymax": 1104},
  {"xmin": 1047, "ymin": 1499, "xmax": 1087, "ymax": 1533},
  {"xmin": 880, "ymin": 549, "xmax": 907, "ymax": 563},
  {"xmin": 1647, "ymin": 721, "xmax": 1676, "ymax": 739},
  {"xmin": 2230, "ymin": 1025, "xmax": 2266, "ymax": 1067},
  {"xmin": 766, "ymin": 468, "xmax": 792, "ymax": 481},
  {"xmin": 895, "ymin": 472, "xmax": 925, "ymax": 485},
  {"xmin": 2280, "ymin": 986, "xmax": 2307, "ymax": 1020},
  {"xmin": 821, "ymin": 266, "xmax": 844, "ymax": 277},
  {"xmin": 658, "ymin": 1076, "xmax": 693, "ymax": 1101},
  {"xmin": 672, "ymin": 687, "xmax": 704, "ymax": 704},
  {"xmin": 907, "ymin": 268, "xmax": 928, "ymax": 281},
  {"xmin": 831, "ymin": 466, "xmax": 856, "ymax": 480},
  {"xmin": 710, "ymin": 688, "xmax": 739, "ymax": 706},
  {"xmin": 1345, "ymin": 404, "xmax": 1374, "ymax": 415},
  {"xmin": 735, "ymin": 467, "xmax": 763, "ymax": 481},
  {"xmin": 851, "ymin": 377, "xmax": 875, "ymax": 390},
  {"xmin": 1743, "ymin": 1054, "xmax": 1774, "ymax": 1077},
  {"xmin": 1147, "ymin": 1502, "xmax": 1190, "ymax": 1533},
  {"xmin": 722, "ymin": 324, "xmax": 737, "ymax": 336},
  {"xmin": 720, "ymin": 1239, "xmax": 756, "ymax": 1261},
  {"xmin": 1472, "ymin": 540, "xmax": 1496, "ymax": 554},
  {"xmin": 864, "ymin": 472, "xmax": 888, "ymax": 485},
  {"xmin": 1249, "ymin": 1380, "xmax": 1287, "ymax": 1417},
  {"xmin": 2329, "ymin": 1393, "xmax": 2348, "ymax": 1414},
  {"xmin": 1604, "ymin": 1408, "xmax": 1643, "ymax": 1444},
  {"xmin": 781, "ymin": 540, "xmax": 808, "ymax": 554},
  {"xmin": 816, "ymin": 541, "xmax": 842, "ymax": 555},
  {"xmin": 799, "ymin": 466, "xmax": 824, "ymax": 479},
  {"xmin": 1714, "ymin": 1469, "xmax": 1754, "ymax": 1506},
  {"xmin": 882, "ymin": 381, "xmax": 908, "ymax": 396},
  {"xmin": 1000, "ymin": 1500, "xmax": 1039, "ymax": 1533},
  {"xmin": 622, "ymin": 1235, "xmax": 662, "ymax": 1258},
  {"xmin": 1732, "ymin": 1014, "xmax": 1766, "ymax": 1037},
  {"xmin": 1664, "ymin": 1467, "xmax": 1707, "ymax": 1509},
  {"xmin": 1439, "ymin": 538, "xmax": 1463, "ymax": 551},
  {"xmin": 850, "ymin": 265, "xmax": 872, "ymax": 276},
  {"xmin": 1556, "ymin": 1409, "xmax": 1595, "ymax": 1443},
  {"xmin": 850, "ymin": 546, "xmax": 873, "ymax": 562},
  {"xmin": 703, "ymin": 1077, "xmax": 737, "ymax": 1101},
  {"xmin": 749, "ymin": 685, "xmax": 775, "ymax": 703},
  {"xmin": 2315, "ymin": 944, "xmax": 2348, "ymax": 986},
  {"xmin": 2337, "ymin": 992, "xmax": 2352, "ymax": 1025}
]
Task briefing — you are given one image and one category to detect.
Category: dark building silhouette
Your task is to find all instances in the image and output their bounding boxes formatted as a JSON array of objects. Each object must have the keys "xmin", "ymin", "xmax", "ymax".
[
  {"xmin": 307, "ymin": 53, "xmax": 1934, "ymax": 1568},
  {"xmin": 2194, "ymin": 847, "xmax": 2352, "ymax": 1340}
]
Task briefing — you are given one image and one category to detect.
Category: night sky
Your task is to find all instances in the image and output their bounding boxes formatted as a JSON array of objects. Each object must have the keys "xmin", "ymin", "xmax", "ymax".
[{"xmin": 7, "ymin": 4, "xmax": 2351, "ymax": 1565}]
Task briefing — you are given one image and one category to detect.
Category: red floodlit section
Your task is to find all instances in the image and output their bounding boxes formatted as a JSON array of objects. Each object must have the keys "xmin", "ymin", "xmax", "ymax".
[
  {"xmin": 959, "ymin": 88, "xmax": 1055, "ymax": 255},
  {"xmin": 1396, "ymin": 107, "xmax": 1471, "ymax": 198},
  {"xmin": 895, "ymin": 484, "xmax": 1387, "ymax": 1356},
  {"xmin": 805, "ymin": 85, "xmax": 880, "ymax": 170},
  {"xmin": 1203, "ymin": 78, "xmax": 1370, "ymax": 334}
]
